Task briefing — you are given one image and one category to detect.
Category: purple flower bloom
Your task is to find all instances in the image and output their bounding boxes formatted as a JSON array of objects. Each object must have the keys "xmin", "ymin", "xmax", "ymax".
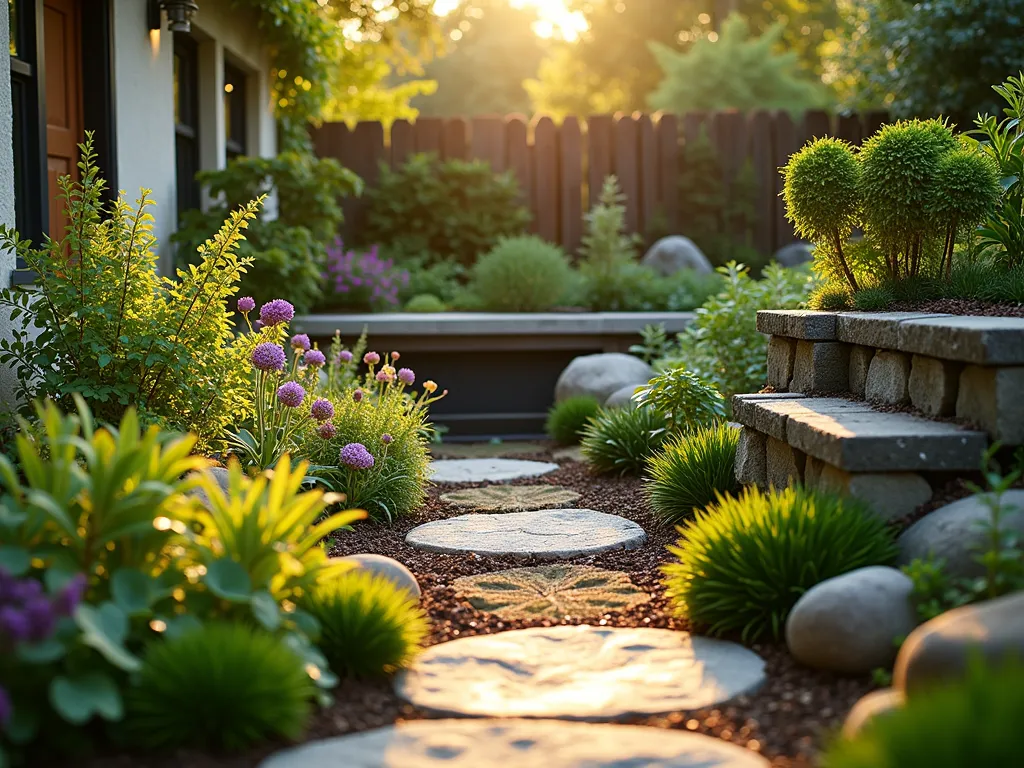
[
  {"xmin": 398, "ymin": 368, "xmax": 415, "ymax": 385},
  {"xmin": 290, "ymin": 334, "xmax": 311, "ymax": 351},
  {"xmin": 381, "ymin": 433, "xmax": 393, "ymax": 444},
  {"xmin": 0, "ymin": 686, "xmax": 10, "ymax": 726},
  {"xmin": 311, "ymin": 398, "xmax": 335, "ymax": 422},
  {"xmin": 353, "ymin": 389, "xmax": 364, "ymax": 403},
  {"xmin": 304, "ymin": 349, "xmax": 326, "ymax": 367},
  {"xmin": 276, "ymin": 381, "xmax": 306, "ymax": 408},
  {"xmin": 376, "ymin": 370, "xmax": 391, "ymax": 382},
  {"xmin": 340, "ymin": 442, "xmax": 375, "ymax": 470},
  {"xmin": 339, "ymin": 350, "xmax": 353, "ymax": 363},
  {"xmin": 23, "ymin": 598, "xmax": 55, "ymax": 641},
  {"xmin": 252, "ymin": 342, "xmax": 286, "ymax": 372},
  {"xmin": 52, "ymin": 574, "xmax": 87, "ymax": 617},
  {"xmin": 259, "ymin": 299, "xmax": 295, "ymax": 327},
  {"xmin": 317, "ymin": 422, "xmax": 337, "ymax": 440},
  {"xmin": 0, "ymin": 606, "xmax": 30, "ymax": 642},
  {"xmin": 237, "ymin": 296, "xmax": 256, "ymax": 313},
  {"xmin": 364, "ymin": 351, "xmax": 380, "ymax": 365}
]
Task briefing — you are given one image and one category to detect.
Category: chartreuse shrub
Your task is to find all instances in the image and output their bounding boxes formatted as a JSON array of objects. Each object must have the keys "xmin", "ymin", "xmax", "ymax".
[
  {"xmin": 662, "ymin": 485, "xmax": 898, "ymax": 642},
  {"xmin": 645, "ymin": 423, "xmax": 740, "ymax": 524},
  {"xmin": 823, "ymin": 657, "xmax": 1024, "ymax": 768},
  {"xmin": 469, "ymin": 236, "xmax": 574, "ymax": 312},
  {"xmin": 545, "ymin": 396, "xmax": 602, "ymax": 445},
  {"xmin": 300, "ymin": 570, "xmax": 428, "ymax": 679},
  {"xmin": 405, "ymin": 293, "xmax": 447, "ymax": 313},
  {"xmin": 580, "ymin": 406, "xmax": 669, "ymax": 476},
  {"xmin": 125, "ymin": 623, "xmax": 315, "ymax": 750},
  {"xmin": 0, "ymin": 136, "xmax": 255, "ymax": 452},
  {"xmin": 362, "ymin": 153, "xmax": 530, "ymax": 267}
]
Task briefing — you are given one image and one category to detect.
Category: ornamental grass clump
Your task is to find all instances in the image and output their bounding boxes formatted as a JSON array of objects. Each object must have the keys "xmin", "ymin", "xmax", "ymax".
[
  {"xmin": 545, "ymin": 396, "xmax": 602, "ymax": 445},
  {"xmin": 662, "ymin": 485, "xmax": 898, "ymax": 642},
  {"xmin": 580, "ymin": 406, "xmax": 669, "ymax": 476},
  {"xmin": 645, "ymin": 423, "xmax": 740, "ymax": 524}
]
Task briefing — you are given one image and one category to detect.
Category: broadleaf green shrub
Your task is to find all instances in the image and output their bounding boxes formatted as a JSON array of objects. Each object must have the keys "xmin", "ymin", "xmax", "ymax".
[
  {"xmin": 469, "ymin": 236, "xmax": 574, "ymax": 312},
  {"xmin": 632, "ymin": 369, "xmax": 725, "ymax": 436},
  {"xmin": 545, "ymin": 396, "xmax": 602, "ymax": 445},
  {"xmin": 662, "ymin": 485, "xmax": 898, "ymax": 641},
  {"xmin": 580, "ymin": 407, "xmax": 668, "ymax": 476},
  {"xmin": 405, "ymin": 293, "xmax": 447, "ymax": 312},
  {"xmin": 645, "ymin": 424, "xmax": 740, "ymax": 524}
]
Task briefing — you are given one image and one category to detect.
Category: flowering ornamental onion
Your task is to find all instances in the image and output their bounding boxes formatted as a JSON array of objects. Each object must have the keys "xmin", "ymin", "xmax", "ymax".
[
  {"xmin": 0, "ymin": 686, "xmax": 10, "ymax": 725},
  {"xmin": 259, "ymin": 299, "xmax": 295, "ymax": 327},
  {"xmin": 276, "ymin": 381, "xmax": 306, "ymax": 408},
  {"xmin": 0, "ymin": 570, "xmax": 86, "ymax": 645},
  {"xmin": 304, "ymin": 349, "xmax": 326, "ymax": 367},
  {"xmin": 381, "ymin": 433, "xmax": 393, "ymax": 444},
  {"xmin": 252, "ymin": 342, "xmax": 286, "ymax": 372},
  {"xmin": 398, "ymin": 368, "xmax": 415, "ymax": 385},
  {"xmin": 423, "ymin": 380, "xmax": 438, "ymax": 394},
  {"xmin": 317, "ymin": 422, "xmax": 337, "ymax": 440},
  {"xmin": 340, "ymin": 442, "xmax": 375, "ymax": 470},
  {"xmin": 237, "ymin": 296, "xmax": 256, "ymax": 313},
  {"xmin": 391, "ymin": 351, "xmax": 401, "ymax": 361},
  {"xmin": 363, "ymin": 351, "xmax": 380, "ymax": 365},
  {"xmin": 338, "ymin": 350, "xmax": 353, "ymax": 363},
  {"xmin": 310, "ymin": 398, "xmax": 335, "ymax": 422},
  {"xmin": 290, "ymin": 334, "xmax": 311, "ymax": 351},
  {"xmin": 353, "ymin": 388, "xmax": 364, "ymax": 403}
]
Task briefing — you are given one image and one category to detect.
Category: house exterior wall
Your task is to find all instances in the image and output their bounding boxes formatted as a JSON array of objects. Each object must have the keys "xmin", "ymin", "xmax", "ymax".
[{"xmin": 1, "ymin": 0, "xmax": 19, "ymax": 407}]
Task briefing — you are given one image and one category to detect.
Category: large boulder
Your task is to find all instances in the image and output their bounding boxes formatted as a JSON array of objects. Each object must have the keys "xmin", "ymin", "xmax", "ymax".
[
  {"xmin": 893, "ymin": 591, "xmax": 1024, "ymax": 695},
  {"xmin": 640, "ymin": 236, "xmax": 713, "ymax": 276},
  {"xmin": 333, "ymin": 554, "xmax": 421, "ymax": 598},
  {"xmin": 186, "ymin": 465, "xmax": 231, "ymax": 509},
  {"xmin": 773, "ymin": 242, "xmax": 814, "ymax": 268},
  {"xmin": 555, "ymin": 353, "xmax": 653, "ymax": 404},
  {"xmin": 785, "ymin": 566, "xmax": 919, "ymax": 674},
  {"xmin": 896, "ymin": 491, "xmax": 1024, "ymax": 579},
  {"xmin": 604, "ymin": 384, "xmax": 642, "ymax": 410}
]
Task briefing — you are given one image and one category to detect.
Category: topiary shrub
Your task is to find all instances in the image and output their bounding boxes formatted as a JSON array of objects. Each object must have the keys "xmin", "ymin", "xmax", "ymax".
[
  {"xmin": 301, "ymin": 570, "xmax": 428, "ymax": 678},
  {"xmin": 645, "ymin": 423, "xmax": 740, "ymax": 524},
  {"xmin": 545, "ymin": 395, "xmax": 602, "ymax": 445},
  {"xmin": 662, "ymin": 485, "xmax": 898, "ymax": 641},
  {"xmin": 580, "ymin": 406, "xmax": 668, "ymax": 476},
  {"xmin": 823, "ymin": 657, "xmax": 1024, "ymax": 768},
  {"xmin": 469, "ymin": 236, "xmax": 574, "ymax": 312},
  {"xmin": 124, "ymin": 623, "xmax": 315, "ymax": 751},
  {"xmin": 404, "ymin": 293, "xmax": 447, "ymax": 313}
]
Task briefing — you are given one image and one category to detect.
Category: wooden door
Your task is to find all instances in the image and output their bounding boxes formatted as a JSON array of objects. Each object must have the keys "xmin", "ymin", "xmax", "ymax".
[{"xmin": 43, "ymin": 0, "xmax": 83, "ymax": 243}]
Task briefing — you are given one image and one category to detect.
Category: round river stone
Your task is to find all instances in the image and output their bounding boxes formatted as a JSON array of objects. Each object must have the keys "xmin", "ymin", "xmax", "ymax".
[
  {"xmin": 394, "ymin": 625, "xmax": 767, "ymax": 720},
  {"xmin": 259, "ymin": 718, "xmax": 770, "ymax": 768},
  {"xmin": 405, "ymin": 509, "xmax": 646, "ymax": 560},
  {"xmin": 428, "ymin": 459, "xmax": 559, "ymax": 483}
]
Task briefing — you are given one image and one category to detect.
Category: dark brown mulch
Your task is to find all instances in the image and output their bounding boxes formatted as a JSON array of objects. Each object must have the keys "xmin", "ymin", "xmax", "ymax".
[
  {"xmin": 881, "ymin": 298, "xmax": 1024, "ymax": 317},
  {"xmin": 74, "ymin": 446, "xmax": 877, "ymax": 768}
]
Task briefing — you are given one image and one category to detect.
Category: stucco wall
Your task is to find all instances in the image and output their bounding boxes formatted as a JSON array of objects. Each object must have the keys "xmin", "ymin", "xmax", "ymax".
[{"xmin": 1, "ymin": 0, "xmax": 19, "ymax": 409}]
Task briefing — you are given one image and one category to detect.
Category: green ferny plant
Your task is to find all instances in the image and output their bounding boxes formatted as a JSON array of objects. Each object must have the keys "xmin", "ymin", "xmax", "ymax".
[{"xmin": 632, "ymin": 368, "xmax": 725, "ymax": 436}]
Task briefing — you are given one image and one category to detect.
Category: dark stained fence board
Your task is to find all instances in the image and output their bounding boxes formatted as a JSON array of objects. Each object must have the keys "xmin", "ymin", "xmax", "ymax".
[
  {"xmin": 803, "ymin": 110, "xmax": 832, "ymax": 143},
  {"xmin": 506, "ymin": 116, "xmax": 532, "ymax": 216},
  {"xmin": 836, "ymin": 113, "xmax": 862, "ymax": 146},
  {"xmin": 864, "ymin": 110, "xmax": 889, "ymax": 139},
  {"xmin": 683, "ymin": 111, "xmax": 708, "ymax": 145},
  {"xmin": 470, "ymin": 116, "xmax": 506, "ymax": 172},
  {"xmin": 712, "ymin": 111, "xmax": 747, "ymax": 188},
  {"xmin": 311, "ymin": 121, "xmax": 349, "ymax": 163},
  {"xmin": 613, "ymin": 114, "xmax": 640, "ymax": 233},
  {"xmin": 533, "ymin": 116, "xmax": 560, "ymax": 243},
  {"xmin": 390, "ymin": 119, "xmax": 415, "ymax": 169},
  {"xmin": 559, "ymin": 117, "xmax": 584, "ymax": 254},
  {"xmin": 341, "ymin": 122, "xmax": 384, "ymax": 242},
  {"xmin": 443, "ymin": 118, "xmax": 468, "ymax": 160},
  {"xmin": 773, "ymin": 111, "xmax": 800, "ymax": 249},
  {"xmin": 637, "ymin": 114, "xmax": 658, "ymax": 238},
  {"xmin": 749, "ymin": 110, "xmax": 775, "ymax": 256},
  {"xmin": 656, "ymin": 113, "xmax": 679, "ymax": 234},
  {"xmin": 587, "ymin": 115, "xmax": 614, "ymax": 214},
  {"xmin": 414, "ymin": 117, "xmax": 444, "ymax": 155}
]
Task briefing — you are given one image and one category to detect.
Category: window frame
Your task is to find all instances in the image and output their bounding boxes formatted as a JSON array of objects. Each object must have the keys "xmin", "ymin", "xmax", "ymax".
[
  {"xmin": 173, "ymin": 31, "xmax": 201, "ymax": 222},
  {"xmin": 223, "ymin": 58, "xmax": 247, "ymax": 161}
]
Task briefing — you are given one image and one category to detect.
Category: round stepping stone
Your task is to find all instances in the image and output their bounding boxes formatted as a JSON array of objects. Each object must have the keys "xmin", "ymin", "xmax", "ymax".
[
  {"xmin": 453, "ymin": 565, "xmax": 650, "ymax": 620},
  {"xmin": 395, "ymin": 625, "xmax": 767, "ymax": 720},
  {"xmin": 440, "ymin": 485, "xmax": 581, "ymax": 513},
  {"xmin": 431, "ymin": 442, "xmax": 544, "ymax": 459},
  {"xmin": 405, "ymin": 509, "xmax": 646, "ymax": 560},
  {"xmin": 259, "ymin": 718, "xmax": 770, "ymax": 767},
  {"xmin": 429, "ymin": 458, "xmax": 559, "ymax": 483}
]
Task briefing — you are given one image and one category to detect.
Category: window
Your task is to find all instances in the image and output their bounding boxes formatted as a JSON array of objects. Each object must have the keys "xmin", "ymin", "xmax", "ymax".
[
  {"xmin": 223, "ymin": 60, "xmax": 246, "ymax": 161},
  {"xmin": 173, "ymin": 32, "xmax": 200, "ymax": 220}
]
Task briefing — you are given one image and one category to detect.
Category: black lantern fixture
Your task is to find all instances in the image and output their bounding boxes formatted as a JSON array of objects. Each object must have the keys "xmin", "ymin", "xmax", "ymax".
[{"xmin": 148, "ymin": 0, "xmax": 199, "ymax": 33}]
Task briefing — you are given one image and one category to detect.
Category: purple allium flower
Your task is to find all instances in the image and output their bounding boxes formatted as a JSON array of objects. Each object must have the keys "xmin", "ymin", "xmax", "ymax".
[
  {"xmin": 391, "ymin": 351, "xmax": 401, "ymax": 361},
  {"xmin": 353, "ymin": 389, "xmax": 364, "ymax": 403},
  {"xmin": 381, "ymin": 433, "xmax": 393, "ymax": 444},
  {"xmin": 398, "ymin": 368, "xmax": 415, "ymax": 385},
  {"xmin": 252, "ymin": 342, "xmax": 286, "ymax": 372},
  {"xmin": 304, "ymin": 349, "xmax": 326, "ymax": 367},
  {"xmin": 317, "ymin": 422, "xmax": 337, "ymax": 440},
  {"xmin": 290, "ymin": 334, "xmax": 311, "ymax": 351},
  {"xmin": 0, "ymin": 606, "xmax": 30, "ymax": 642},
  {"xmin": 0, "ymin": 686, "xmax": 10, "ymax": 726},
  {"xmin": 311, "ymin": 398, "xmax": 335, "ymax": 422},
  {"xmin": 237, "ymin": 296, "xmax": 256, "ymax": 313},
  {"xmin": 259, "ymin": 299, "xmax": 295, "ymax": 327},
  {"xmin": 23, "ymin": 598, "xmax": 55, "ymax": 641},
  {"xmin": 339, "ymin": 350, "xmax": 353, "ymax": 363},
  {"xmin": 340, "ymin": 442, "xmax": 375, "ymax": 470},
  {"xmin": 363, "ymin": 351, "xmax": 380, "ymax": 365},
  {"xmin": 376, "ymin": 370, "xmax": 391, "ymax": 382},
  {"xmin": 276, "ymin": 381, "xmax": 306, "ymax": 408},
  {"xmin": 52, "ymin": 574, "xmax": 87, "ymax": 617}
]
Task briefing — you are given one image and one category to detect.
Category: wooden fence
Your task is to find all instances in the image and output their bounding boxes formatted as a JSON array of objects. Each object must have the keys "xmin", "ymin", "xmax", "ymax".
[{"xmin": 311, "ymin": 109, "xmax": 889, "ymax": 257}]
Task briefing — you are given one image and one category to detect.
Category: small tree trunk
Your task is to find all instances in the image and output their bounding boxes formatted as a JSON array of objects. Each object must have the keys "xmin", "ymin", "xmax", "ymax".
[{"xmin": 832, "ymin": 231, "xmax": 859, "ymax": 292}]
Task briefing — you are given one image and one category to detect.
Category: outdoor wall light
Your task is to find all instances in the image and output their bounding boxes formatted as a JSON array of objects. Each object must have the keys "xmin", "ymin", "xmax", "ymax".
[{"xmin": 148, "ymin": 0, "xmax": 199, "ymax": 33}]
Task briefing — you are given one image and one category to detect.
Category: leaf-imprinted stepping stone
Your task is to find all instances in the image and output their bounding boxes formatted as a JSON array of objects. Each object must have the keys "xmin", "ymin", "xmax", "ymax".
[
  {"xmin": 258, "ymin": 718, "xmax": 770, "ymax": 767},
  {"xmin": 429, "ymin": 459, "xmax": 559, "ymax": 484},
  {"xmin": 441, "ymin": 485, "xmax": 581, "ymax": 513},
  {"xmin": 394, "ymin": 625, "xmax": 767, "ymax": 720},
  {"xmin": 453, "ymin": 565, "xmax": 650, "ymax": 620},
  {"xmin": 405, "ymin": 509, "xmax": 646, "ymax": 560}
]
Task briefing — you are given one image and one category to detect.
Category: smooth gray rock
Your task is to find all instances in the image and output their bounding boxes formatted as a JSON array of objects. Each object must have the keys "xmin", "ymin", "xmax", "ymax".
[
  {"xmin": 735, "ymin": 428, "xmax": 767, "ymax": 488},
  {"xmin": 187, "ymin": 465, "xmax": 231, "ymax": 508},
  {"xmin": 756, "ymin": 310, "xmax": 837, "ymax": 340},
  {"xmin": 641, "ymin": 236, "xmax": 714, "ymax": 276},
  {"xmin": 335, "ymin": 554, "xmax": 421, "ymax": 598},
  {"xmin": 836, "ymin": 312, "xmax": 951, "ymax": 349},
  {"xmin": 604, "ymin": 383, "xmax": 641, "ymax": 409},
  {"xmin": 909, "ymin": 355, "xmax": 961, "ymax": 418},
  {"xmin": 956, "ymin": 365, "xmax": 1024, "ymax": 444},
  {"xmin": 894, "ymin": 591, "xmax": 1024, "ymax": 695},
  {"xmin": 773, "ymin": 241, "xmax": 814, "ymax": 267},
  {"xmin": 864, "ymin": 350, "xmax": 911, "ymax": 405},
  {"xmin": 428, "ymin": 459, "xmax": 559, "ymax": 484},
  {"xmin": 259, "ymin": 719, "xmax": 771, "ymax": 768},
  {"xmin": 790, "ymin": 340, "xmax": 850, "ymax": 393},
  {"xmin": 554, "ymin": 353, "xmax": 653, "ymax": 404},
  {"xmin": 786, "ymin": 566, "xmax": 919, "ymax": 675},
  {"xmin": 817, "ymin": 466, "xmax": 932, "ymax": 523},
  {"xmin": 897, "ymin": 491, "xmax": 1024, "ymax": 579},
  {"xmin": 841, "ymin": 689, "xmax": 905, "ymax": 738},
  {"xmin": 395, "ymin": 625, "xmax": 766, "ymax": 720},
  {"xmin": 405, "ymin": 508, "xmax": 647, "ymax": 560},
  {"xmin": 898, "ymin": 315, "xmax": 1024, "ymax": 365}
]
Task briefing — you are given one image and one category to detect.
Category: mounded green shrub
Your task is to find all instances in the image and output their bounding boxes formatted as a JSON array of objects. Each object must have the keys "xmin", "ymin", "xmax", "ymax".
[
  {"xmin": 301, "ymin": 570, "xmax": 428, "ymax": 678},
  {"xmin": 645, "ymin": 423, "xmax": 739, "ymax": 524},
  {"xmin": 632, "ymin": 368, "xmax": 725, "ymax": 435},
  {"xmin": 469, "ymin": 236, "xmax": 574, "ymax": 312},
  {"xmin": 662, "ymin": 485, "xmax": 898, "ymax": 641},
  {"xmin": 579, "ymin": 406, "xmax": 668, "ymax": 476},
  {"xmin": 124, "ymin": 623, "xmax": 315, "ymax": 750},
  {"xmin": 405, "ymin": 293, "xmax": 447, "ymax": 313},
  {"xmin": 545, "ymin": 396, "xmax": 602, "ymax": 445}
]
